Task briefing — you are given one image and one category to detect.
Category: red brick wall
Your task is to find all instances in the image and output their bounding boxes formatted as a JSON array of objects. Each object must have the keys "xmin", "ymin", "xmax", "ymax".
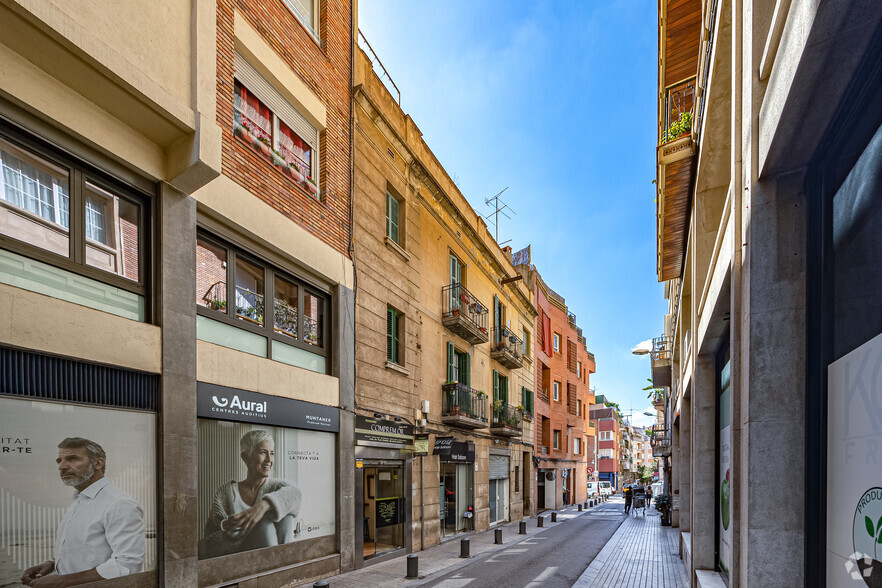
[{"xmin": 216, "ymin": 0, "xmax": 352, "ymax": 257}]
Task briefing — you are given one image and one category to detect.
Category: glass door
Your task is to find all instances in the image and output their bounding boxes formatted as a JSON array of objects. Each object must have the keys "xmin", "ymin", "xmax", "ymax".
[{"xmin": 363, "ymin": 464, "xmax": 404, "ymax": 559}]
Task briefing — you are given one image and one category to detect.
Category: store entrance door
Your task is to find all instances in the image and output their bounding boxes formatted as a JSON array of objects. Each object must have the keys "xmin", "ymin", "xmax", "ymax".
[
  {"xmin": 440, "ymin": 462, "xmax": 473, "ymax": 537},
  {"xmin": 363, "ymin": 463, "xmax": 404, "ymax": 559}
]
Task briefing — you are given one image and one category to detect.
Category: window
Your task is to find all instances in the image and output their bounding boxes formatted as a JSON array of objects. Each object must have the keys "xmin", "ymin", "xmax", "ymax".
[
  {"xmin": 577, "ymin": 361, "xmax": 582, "ymax": 378},
  {"xmin": 493, "ymin": 370, "xmax": 509, "ymax": 404},
  {"xmin": 577, "ymin": 399, "xmax": 582, "ymax": 416},
  {"xmin": 447, "ymin": 342, "xmax": 470, "ymax": 385},
  {"xmin": 514, "ymin": 466, "xmax": 520, "ymax": 492},
  {"xmin": 553, "ymin": 381, "xmax": 560, "ymax": 402},
  {"xmin": 522, "ymin": 327, "xmax": 530, "ymax": 356},
  {"xmin": 0, "ymin": 134, "xmax": 147, "ymax": 306},
  {"xmin": 386, "ymin": 192, "xmax": 400, "ymax": 244},
  {"xmin": 521, "ymin": 386, "xmax": 534, "ymax": 416},
  {"xmin": 232, "ymin": 56, "xmax": 321, "ymax": 198},
  {"xmin": 387, "ymin": 306, "xmax": 402, "ymax": 365},
  {"xmin": 574, "ymin": 437, "xmax": 581, "ymax": 455},
  {"xmin": 553, "ymin": 332, "xmax": 561, "ymax": 353},
  {"xmin": 282, "ymin": 0, "xmax": 319, "ymax": 38},
  {"xmin": 553, "ymin": 430, "xmax": 561, "ymax": 450},
  {"xmin": 196, "ymin": 231, "xmax": 329, "ymax": 370}
]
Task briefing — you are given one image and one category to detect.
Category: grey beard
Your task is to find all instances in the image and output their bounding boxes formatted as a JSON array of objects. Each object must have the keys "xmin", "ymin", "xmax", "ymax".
[{"xmin": 62, "ymin": 463, "xmax": 94, "ymax": 488}]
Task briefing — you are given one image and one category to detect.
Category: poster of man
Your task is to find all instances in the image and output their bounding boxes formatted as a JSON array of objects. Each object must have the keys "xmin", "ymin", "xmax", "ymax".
[
  {"xmin": 0, "ymin": 397, "xmax": 156, "ymax": 586},
  {"xmin": 197, "ymin": 421, "xmax": 335, "ymax": 560}
]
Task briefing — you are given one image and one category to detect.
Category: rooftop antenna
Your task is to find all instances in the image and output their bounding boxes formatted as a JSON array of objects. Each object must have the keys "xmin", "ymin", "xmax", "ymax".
[{"xmin": 483, "ymin": 187, "xmax": 515, "ymax": 245}]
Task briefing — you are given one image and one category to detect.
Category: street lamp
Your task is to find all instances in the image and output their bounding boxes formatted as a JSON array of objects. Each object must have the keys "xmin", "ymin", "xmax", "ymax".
[{"xmin": 631, "ymin": 339, "xmax": 653, "ymax": 355}]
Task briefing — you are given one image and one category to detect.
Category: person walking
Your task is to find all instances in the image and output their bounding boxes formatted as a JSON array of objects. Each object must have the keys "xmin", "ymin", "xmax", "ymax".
[{"xmin": 623, "ymin": 484, "xmax": 633, "ymax": 514}]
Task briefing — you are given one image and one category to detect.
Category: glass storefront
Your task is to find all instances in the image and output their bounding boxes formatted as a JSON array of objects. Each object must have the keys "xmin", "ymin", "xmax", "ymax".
[
  {"xmin": 362, "ymin": 463, "xmax": 405, "ymax": 559},
  {"xmin": 440, "ymin": 462, "xmax": 473, "ymax": 537}
]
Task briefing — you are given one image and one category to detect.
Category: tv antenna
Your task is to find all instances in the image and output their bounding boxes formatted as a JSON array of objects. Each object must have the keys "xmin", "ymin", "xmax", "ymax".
[{"xmin": 483, "ymin": 187, "xmax": 515, "ymax": 245}]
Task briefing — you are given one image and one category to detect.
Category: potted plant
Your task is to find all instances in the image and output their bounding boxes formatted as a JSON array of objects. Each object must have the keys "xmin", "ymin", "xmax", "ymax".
[
  {"xmin": 306, "ymin": 177, "xmax": 318, "ymax": 195},
  {"xmin": 254, "ymin": 135, "xmax": 271, "ymax": 157},
  {"xmin": 289, "ymin": 163, "xmax": 304, "ymax": 183},
  {"xmin": 460, "ymin": 292, "xmax": 470, "ymax": 305},
  {"xmin": 662, "ymin": 111, "xmax": 692, "ymax": 143},
  {"xmin": 655, "ymin": 494, "xmax": 672, "ymax": 526},
  {"xmin": 271, "ymin": 149, "xmax": 287, "ymax": 168},
  {"xmin": 233, "ymin": 120, "xmax": 253, "ymax": 143},
  {"xmin": 476, "ymin": 390, "xmax": 487, "ymax": 398},
  {"xmin": 209, "ymin": 299, "xmax": 227, "ymax": 312},
  {"xmin": 479, "ymin": 326, "xmax": 488, "ymax": 335}
]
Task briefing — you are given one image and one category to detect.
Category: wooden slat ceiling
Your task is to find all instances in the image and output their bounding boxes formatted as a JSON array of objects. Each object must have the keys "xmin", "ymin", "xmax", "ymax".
[
  {"xmin": 665, "ymin": 0, "xmax": 701, "ymax": 85},
  {"xmin": 660, "ymin": 157, "xmax": 695, "ymax": 281},
  {"xmin": 658, "ymin": 0, "xmax": 701, "ymax": 282}
]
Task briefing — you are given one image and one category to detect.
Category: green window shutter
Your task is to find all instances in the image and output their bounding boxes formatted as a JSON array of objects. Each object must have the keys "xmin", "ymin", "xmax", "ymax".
[
  {"xmin": 463, "ymin": 354, "xmax": 470, "ymax": 387},
  {"xmin": 522, "ymin": 386, "xmax": 526, "ymax": 407},
  {"xmin": 493, "ymin": 370, "xmax": 499, "ymax": 401},
  {"xmin": 447, "ymin": 341, "xmax": 455, "ymax": 382},
  {"xmin": 387, "ymin": 194, "xmax": 400, "ymax": 244},
  {"xmin": 502, "ymin": 376, "xmax": 508, "ymax": 403},
  {"xmin": 529, "ymin": 389, "xmax": 534, "ymax": 414},
  {"xmin": 387, "ymin": 307, "xmax": 399, "ymax": 363}
]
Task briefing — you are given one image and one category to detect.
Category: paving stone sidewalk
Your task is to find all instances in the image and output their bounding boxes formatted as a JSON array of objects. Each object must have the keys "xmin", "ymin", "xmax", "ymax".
[
  {"xmin": 295, "ymin": 502, "xmax": 604, "ymax": 588},
  {"xmin": 574, "ymin": 498, "xmax": 687, "ymax": 588}
]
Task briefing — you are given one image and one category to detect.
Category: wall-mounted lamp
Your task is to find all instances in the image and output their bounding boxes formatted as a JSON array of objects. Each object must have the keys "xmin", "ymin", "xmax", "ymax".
[{"xmin": 501, "ymin": 275, "xmax": 523, "ymax": 285}]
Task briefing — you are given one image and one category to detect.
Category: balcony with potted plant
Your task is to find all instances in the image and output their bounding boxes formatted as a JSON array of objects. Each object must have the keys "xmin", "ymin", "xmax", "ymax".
[
  {"xmin": 441, "ymin": 383, "xmax": 488, "ymax": 429},
  {"xmin": 490, "ymin": 400, "xmax": 523, "ymax": 437},
  {"xmin": 490, "ymin": 326, "xmax": 523, "ymax": 369},
  {"xmin": 441, "ymin": 283, "xmax": 489, "ymax": 344}
]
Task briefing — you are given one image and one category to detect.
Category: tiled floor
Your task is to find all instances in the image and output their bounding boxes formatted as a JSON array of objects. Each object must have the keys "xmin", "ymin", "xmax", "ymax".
[{"xmin": 574, "ymin": 501, "xmax": 688, "ymax": 588}]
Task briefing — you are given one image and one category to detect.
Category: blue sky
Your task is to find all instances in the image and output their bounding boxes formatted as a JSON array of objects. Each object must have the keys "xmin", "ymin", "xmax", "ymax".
[{"xmin": 358, "ymin": 1, "xmax": 667, "ymax": 428}]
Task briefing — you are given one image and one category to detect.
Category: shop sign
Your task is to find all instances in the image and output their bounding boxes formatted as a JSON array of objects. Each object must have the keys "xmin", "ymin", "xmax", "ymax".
[
  {"xmin": 413, "ymin": 434, "xmax": 429, "ymax": 457},
  {"xmin": 197, "ymin": 382, "xmax": 339, "ymax": 432},
  {"xmin": 433, "ymin": 437, "xmax": 475, "ymax": 463},
  {"xmin": 355, "ymin": 416, "xmax": 414, "ymax": 449},
  {"xmin": 828, "ymin": 332, "xmax": 882, "ymax": 586},
  {"xmin": 375, "ymin": 497, "xmax": 402, "ymax": 528}
]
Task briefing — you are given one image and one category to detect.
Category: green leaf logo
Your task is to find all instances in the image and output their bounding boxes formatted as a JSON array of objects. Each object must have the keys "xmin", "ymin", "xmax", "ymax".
[{"xmin": 867, "ymin": 516, "xmax": 875, "ymax": 539}]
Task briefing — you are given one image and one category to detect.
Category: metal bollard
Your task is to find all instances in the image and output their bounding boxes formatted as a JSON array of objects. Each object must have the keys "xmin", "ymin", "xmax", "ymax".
[
  {"xmin": 578, "ymin": 504, "xmax": 583, "ymax": 511},
  {"xmin": 406, "ymin": 554, "xmax": 419, "ymax": 578},
  {"xmin": 584, "ymin": 502, "xmax": 588, "ymax": 509},
  {"xmin": 551, "ymin": 512, "xmax": 557, "ymax": 522},
  {"xmin": 519, "ymin": 521, "xmax": 527, "ymax": 534},
  {"xmin": 538, "ymin": 515, "xmax": 544, "ymax": 527},
  {"xmin": 495, "ymin": 528, "xmax": 502, "ymax": 544},
  {"xmin": 589, "ymin": 499, "xmax": 594, "ymax": 507},
  {"xmin": 314, "ymin": 581, "xmax": 329, "ymax": 588},
  {"xmin": 460, "ymin": 537, "xmax": 470, "ymax": 558}
]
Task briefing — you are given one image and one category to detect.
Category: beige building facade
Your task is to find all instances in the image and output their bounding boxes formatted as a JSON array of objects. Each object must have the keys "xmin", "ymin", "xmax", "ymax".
[{"xmin": 352, "ymin": 41, "xmax": 536, "ymax": 564}]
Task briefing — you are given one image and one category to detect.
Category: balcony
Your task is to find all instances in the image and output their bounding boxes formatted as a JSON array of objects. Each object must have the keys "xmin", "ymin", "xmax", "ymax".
[
  {"xmin": 650, "ymin": 424, "xmax": 672, "ymax": 457},
  {"xmin": 490, "ymin": 327, "xmax": 523, "ymax": 369},
  {"xmin": 442, "ymin": 283, "xmax": 489, "ymax": 344},
  {"xmin": 441, "ymin": 383, "xmax": 488, "ymax": 430},
  {"xmin": 490, "ymin": 402, "xmax": 523, "ymax": 436},
  {"xmin": 651, "ymin": 335, "xmax": 672, "ymax": 388},
  {"xmin": 657, "ymin": 76, "xmax": 698, "ymax": 282}
]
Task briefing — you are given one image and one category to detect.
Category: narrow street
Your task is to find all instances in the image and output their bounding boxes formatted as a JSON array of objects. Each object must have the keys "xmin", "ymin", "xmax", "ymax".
[{"xmin": 420, "ymin": 499, "xmax": 628, "ymax": 588}]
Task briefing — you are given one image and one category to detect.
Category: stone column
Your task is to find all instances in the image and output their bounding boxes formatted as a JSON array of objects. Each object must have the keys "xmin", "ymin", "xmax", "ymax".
[
  {"xmin": 691, "ymin": 356, "xmax": 716, "ymax": 575},
  {"xmin": 158, "ymin": 183, "xmax": 198, "ymax": 587}
]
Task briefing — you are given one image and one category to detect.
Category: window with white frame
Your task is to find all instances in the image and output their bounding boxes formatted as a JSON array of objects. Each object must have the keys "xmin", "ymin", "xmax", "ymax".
[
  {"xmin": 577, "ymin": 360, "xmax": 582, "ymax": 378},
  {"xmin": 576, "ymin": 399, "xmax": 582, "ymax": 416},
  {"xmin": 553, "ymin": 430, "xmax": 560, "ymax": 450},
  {"xmin": 553, "ymin": 332, "xmax": 561, "ymax": 353},
  {"xmin": 574, "ymin": 437, "xmax": 581, "ymax": 455},
  {"xmin": 282, "ymin": 0, "xmax": 319, "ymax": 39},
  {"xmin": 233, "ymin": 54, "xmax": 321, "ymax": 197},
  {"xmin": 553, "ymin": 381, "xmax": 560, "ymax": 402}
]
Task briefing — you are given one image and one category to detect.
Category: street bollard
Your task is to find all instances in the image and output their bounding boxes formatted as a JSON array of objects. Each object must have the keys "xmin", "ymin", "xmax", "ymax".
[
  {"xmin": 538, "ymin": 515, "xmax": 544, "ymax": 527},
  {"xmin": 314, "ymin": 581, "xmax": 329, "ymax": 587},
  {"xmin": 519, "ymin": 521, "xmax": 527, "ymax": 534},
  {"xmin": 406, "ymin": 554, "xmax": 419, "ymax": 578},
  {"xmin": 589, "ymin": 499, "xmax": 594, "ymax": 507},
  {"xmin": 460, "ymin": 538, "xmax": 470, "ymax": 558},
  {"xmin": 584, "ymin": 502, "xmax": 588, "ymax": 509},
  {"xmin": 495, "ymin": 529, "xmax": 503, "ymax": 544},
  {"xmin": 578, "ymin": 504, "xmax": 583, "ymax": 511},
  {"xmin": 551, "ymin": 512, "xmax": 557, "ymax": 522}
]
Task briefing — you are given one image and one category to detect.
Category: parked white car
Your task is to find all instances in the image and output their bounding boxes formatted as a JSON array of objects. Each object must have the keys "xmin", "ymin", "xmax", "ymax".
[
  {"xmin": 599, "ymin": 481, "xmax": 613, "ymax": 497},
  {"xmin": 587, "ymin": 481, "xmax": 601, "ymax": 498}
]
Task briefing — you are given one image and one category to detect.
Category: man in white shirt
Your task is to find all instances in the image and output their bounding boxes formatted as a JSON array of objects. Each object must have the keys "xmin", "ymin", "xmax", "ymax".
[{"xmin": 20, "ymin": 437, "xmax": 145, "ymax": 587}]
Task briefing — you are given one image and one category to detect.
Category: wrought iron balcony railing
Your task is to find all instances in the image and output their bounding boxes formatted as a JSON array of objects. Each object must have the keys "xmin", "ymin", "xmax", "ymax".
[
  {"xmin": 442, "ymin": 283, "xmax": 489, "ymax": 344},
  {"xmin": 490, "ymin": 402, "xmax": 523, "ymax": 436},
  {"xmin": 662, "ymin": 77, "xmax": 696, "ymax": 144},
  {"xmin": 441, "ymin": 383, "xmax": 487, "ymax": 428},
  {"xmin": 490, "ymin": 326, "xmax": 523, "ymax": 369}
]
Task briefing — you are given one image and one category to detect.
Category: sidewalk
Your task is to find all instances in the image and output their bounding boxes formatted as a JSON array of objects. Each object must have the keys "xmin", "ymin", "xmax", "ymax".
[
  {"xmin": 295, "ymin": 502, "xmax": 601, "ymax": 588},
  {"xmin": 574, "ymin": 497, "xmax": 687, "ymax": 588}
]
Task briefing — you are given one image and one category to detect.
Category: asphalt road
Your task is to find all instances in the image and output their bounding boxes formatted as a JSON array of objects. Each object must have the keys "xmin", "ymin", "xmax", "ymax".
[{"xmin": 420, "ymin": 499, "xmax": 628, "ymax": 588}]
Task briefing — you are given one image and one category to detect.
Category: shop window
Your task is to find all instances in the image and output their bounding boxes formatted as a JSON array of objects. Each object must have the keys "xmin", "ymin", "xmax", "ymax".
[
  {"xmin": 0, "ymin": 134, "xmax": 147, "ymax": 319},
  {"xmin": 196, "ymin": 232, "xmax": 329, "ymax": 373}
]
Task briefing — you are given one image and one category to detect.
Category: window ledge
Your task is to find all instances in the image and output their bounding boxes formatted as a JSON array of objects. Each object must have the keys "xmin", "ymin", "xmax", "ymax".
[
  {"xmin": 385, "ymin": 360, "xmax": 410, "ymax": 376},
  {"xmin": 384, "ymin": 237, "xmax": 410, "ymax": 262}
]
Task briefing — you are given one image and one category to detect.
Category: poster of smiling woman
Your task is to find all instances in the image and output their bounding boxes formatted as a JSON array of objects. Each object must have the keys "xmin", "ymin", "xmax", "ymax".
[{"xmin": 0, "ymin": 397, "xmax": 157, "ymax": 586}]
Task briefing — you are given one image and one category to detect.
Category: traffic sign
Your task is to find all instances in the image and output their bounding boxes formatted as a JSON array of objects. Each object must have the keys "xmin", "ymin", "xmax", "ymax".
[{"xmin": 587, "ymin": 466, "xmax": 594, "ymax": 475}]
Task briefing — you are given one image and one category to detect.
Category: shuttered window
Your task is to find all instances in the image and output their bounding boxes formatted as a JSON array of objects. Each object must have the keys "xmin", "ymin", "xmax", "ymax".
[
  {"xmin": 387, "ymin": 307, "xmax": 400, "ymax": 364},
  {"xmin": 522, "ymin": 386, "xmax": 534, "ymax": 416},
  {"xmin": 567, "ymin": 339, "xmax": 578, "ymax": 373},
  {"xmin": 386, "ymin": 193, "xmax": 400, "ymax": 244},
  {"xmin": 446, "ymin": 342, "xmax": 469, "ymax": 385}
]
